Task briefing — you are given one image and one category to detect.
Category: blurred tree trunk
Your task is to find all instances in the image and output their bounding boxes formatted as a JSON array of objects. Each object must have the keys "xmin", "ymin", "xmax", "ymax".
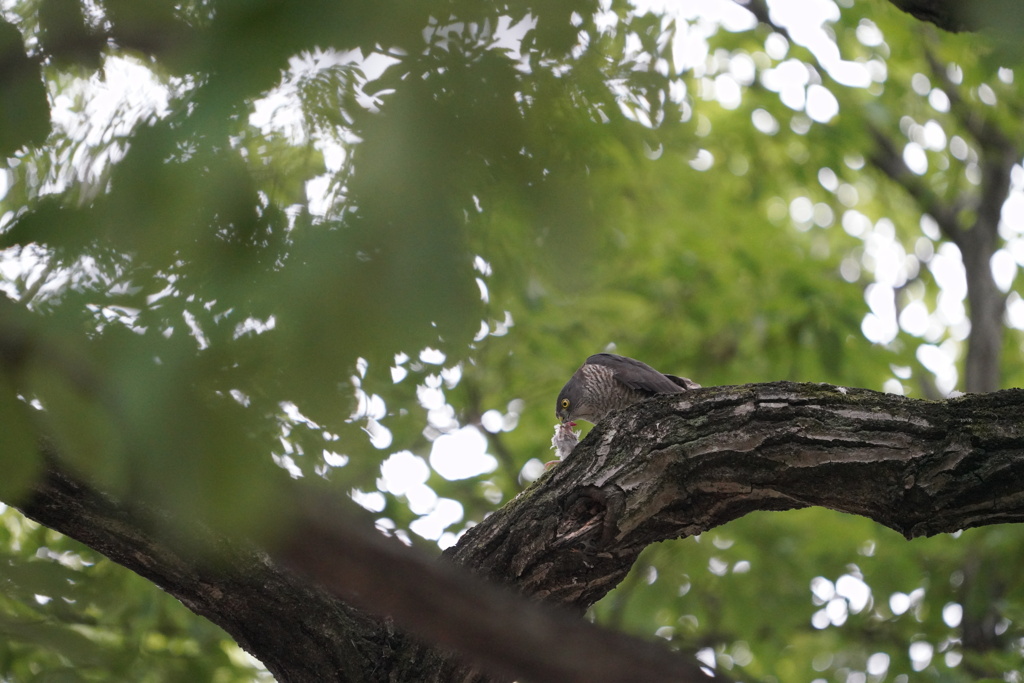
[
  {"xmin": 923, "ymin": 50, "xmax": 1018, "ymax": 394},
  {"xmin": 868, "ymin": 46, "xmax": 1019, "ymax": 394},
  {"xmin": 748, "ymin": 0, "xmax": 1019, "ymax": 396},
  {"xmin": 959, "ymin": 207, "xmax": 1007, "ymax": 394},
  {"xmin": 957, "ymin": 541, "xmax": 1009, "ymax": 678},
  {"xmin": 14, "ymin": 383, "xmax": 1024, "ymax": 682}
]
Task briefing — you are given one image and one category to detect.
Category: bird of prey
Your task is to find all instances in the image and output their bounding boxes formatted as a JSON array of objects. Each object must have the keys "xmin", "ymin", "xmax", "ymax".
[{"xmin": 555, "ymin": 353, "xmax": 699, "ymax": 425}]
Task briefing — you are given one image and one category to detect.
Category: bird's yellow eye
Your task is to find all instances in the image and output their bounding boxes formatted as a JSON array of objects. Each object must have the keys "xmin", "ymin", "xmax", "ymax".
[{"xmin": 560, "ymin": 398, "xmax": 570, "ymax": 409}]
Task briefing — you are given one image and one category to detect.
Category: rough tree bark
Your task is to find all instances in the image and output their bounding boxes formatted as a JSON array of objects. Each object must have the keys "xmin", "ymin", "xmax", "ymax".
[{"xmin": 12, "ymin": 382, "xmax": 1024, "ymax": 682}]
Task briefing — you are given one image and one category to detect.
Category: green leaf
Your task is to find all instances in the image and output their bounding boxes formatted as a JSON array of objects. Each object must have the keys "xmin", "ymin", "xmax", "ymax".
[
  {"xmin": 24, "ymin": 361, "xmax": 123, "ymax": 490},
  {"xmin": 0, "ymin": 19, "xmax": 51, "ymax": 155},
  {"xmin": 38, "ymin": 0, "xmax": 103, "ymax": 70},
  {"xmin": 0, "ymin": 375, "xmax": 41, "ymax": 503}
]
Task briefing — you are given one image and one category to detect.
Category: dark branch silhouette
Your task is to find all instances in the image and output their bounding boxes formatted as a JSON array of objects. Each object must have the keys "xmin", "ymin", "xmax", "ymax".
[{"xmin": 13, "ymin": 382, "xmax": 1024, "ymax": 681}]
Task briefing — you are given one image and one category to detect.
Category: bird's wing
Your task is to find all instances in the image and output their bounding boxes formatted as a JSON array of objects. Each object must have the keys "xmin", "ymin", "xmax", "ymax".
[
  {"xmin": 585, "ymin": 353, "xmax": 689, "ymax": 394},
  {"xmin": 665, "ymin": 373, "xmax": 701, "ymax": 390}
]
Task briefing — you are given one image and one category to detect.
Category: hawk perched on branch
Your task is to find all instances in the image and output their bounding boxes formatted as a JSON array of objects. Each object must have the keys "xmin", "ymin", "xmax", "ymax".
[{"xmin": 555, "ymin": 353, "xmax": 700, "ymax": 425}]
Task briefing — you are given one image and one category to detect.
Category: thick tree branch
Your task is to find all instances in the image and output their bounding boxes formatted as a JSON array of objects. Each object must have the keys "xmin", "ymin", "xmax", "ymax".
[
  {"xmin": 11, "ymin": 382, "xmax": 1024, "ymax": 681},
  {"xmin": 443, "ymin": 383, "xmax": 1024, "ymax": 616},
  {"xmin": 885, "ymin": 1, "xmax": 1024, "ymax": 35},
  {"xmin": 16, "ymin": 458, "xmax": 719, "ymax": 683},
  {"xmin": 740, "ymin": 0, "xmax": 1024, "ymax": 42},
  {"xmin": 885, "ymin": 0, "xmax": 971, "ymax": 32},
  {"xmin": 280, "ymin": 498, "xmax": 717, "ymax": 683},
  {"xmin": 16, "ymin": 464, "xmax": 385, "ymax": 683}
]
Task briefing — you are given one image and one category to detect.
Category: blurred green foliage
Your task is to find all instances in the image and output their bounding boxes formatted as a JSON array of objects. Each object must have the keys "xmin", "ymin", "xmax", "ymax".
[
  {"xmin": 1, "ymin": 0, "xmax": 1023, "ymax": 680},
  {"xmin": 0, "ymin": 505, "xmax": 270, "ymax": 681}
]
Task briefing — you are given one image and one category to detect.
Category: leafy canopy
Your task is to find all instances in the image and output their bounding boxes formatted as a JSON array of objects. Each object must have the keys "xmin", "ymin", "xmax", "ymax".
[{"xmin": 1, "ymin": 0, "xmax": 1024, "ymax": 680}]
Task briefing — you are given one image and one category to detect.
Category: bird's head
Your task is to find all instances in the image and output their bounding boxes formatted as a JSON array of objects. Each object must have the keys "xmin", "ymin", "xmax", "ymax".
[{"xmin": 555, "ymin": 378, "xmax": 586, "ymax": 424}]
